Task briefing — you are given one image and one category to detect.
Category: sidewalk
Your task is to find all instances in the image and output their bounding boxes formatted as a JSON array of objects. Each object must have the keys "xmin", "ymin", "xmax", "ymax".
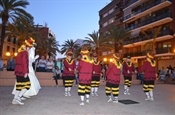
[{"xmin": 0, "ymin": 84, "xmax": 175, "ymax": 115}]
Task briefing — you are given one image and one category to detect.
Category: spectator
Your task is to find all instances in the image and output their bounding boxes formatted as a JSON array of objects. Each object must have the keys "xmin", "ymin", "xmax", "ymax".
[
  {"xmin": 7, "ymin": 57, "xmax": 15, "ymax": 71},
  {"xmin": 46, "ymin": 58, "xmax": 54, "ymax": 72},
  {"xmin": 139, "ymin": 72, "xmax": 144, "ymax": 84},
  {"xmin": 52, "ymin": 66, "xmax": 62, "ymax": 87},
  {"xmin": 165, "ymin": 66, "xmax": 171, "ymax": 81},
  {"xmin": 0, "ymin": 57, "xmax": 4, "ymax": 71},
  {"xmin": 159, "ymin": 67, "xmax": 166, "ymax": 82},
  {"xmin": 38, "ymin": 56, "xmax": 46, "ymax": 72},
  {"xmin": 172, "ymin": 67, "xmax": 175, "ymax": 81},
  {"xmin": 56, "ymin": 58, "xmax": 63, "ymax": 73}
]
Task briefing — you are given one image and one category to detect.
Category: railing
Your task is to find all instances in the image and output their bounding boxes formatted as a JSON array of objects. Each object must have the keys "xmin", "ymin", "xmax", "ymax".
[
  {"xmin": 123, "ymin": 0, "xmax": 138, "ymax": 9},
  {"xmin": 123, "ymin": 0, "xmax": 172, "ymax": 21},
  {"xmin": 123, "ymin": 29, "xmax": 173, "ymax": 45},
  {"xmin": 124, "ymin": 47, "xmax": 173, "ymax": 58},
  {"xmin": 156, "ymin": 47, "xmax": 173, "ymax": 54},
  {"xmin": 124, "ymin": 51, "xmax": 145, "ymax": 58},
  {"xmin": 126, "ymin": 12, "xmax": 172, "ymax": 30}
]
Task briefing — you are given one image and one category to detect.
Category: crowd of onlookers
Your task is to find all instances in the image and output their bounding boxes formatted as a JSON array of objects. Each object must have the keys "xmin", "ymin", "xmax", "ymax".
[{"xmin": 157, "ymin": 65, "xmax": 175, "ymax": 82}]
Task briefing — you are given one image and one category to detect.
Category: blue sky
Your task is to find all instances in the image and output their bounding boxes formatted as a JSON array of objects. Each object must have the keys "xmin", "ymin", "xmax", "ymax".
[{"xmin": 26, "ymin": 0, "xmax": 110, "ymax": 57}]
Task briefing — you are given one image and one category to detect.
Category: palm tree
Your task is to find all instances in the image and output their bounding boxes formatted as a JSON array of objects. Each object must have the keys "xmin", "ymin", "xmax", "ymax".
[
  {"xmin": 106, "ymin": 25, "xmax": 130, "ymax": 57},
  {"xmin": 35, "ymin": 35, "xmax": 60, "ymax": 58},
  {"xmin": 84, "ymin": 31, "xmax": 112, "ymax": 58},
  {"xmin": 7, "ymin": 18, "xmax": 36, "ymax": 46},
  {"xmin": 60, "ymin": 39, "xmax": 80, "ymax": 57},
  {"xmin": 141, "ymin": 26, "xmax": 162, "ymax": 54},
  {"xmin": 0, "ymin": 0, "xmax": 33, "ymax": 57}
]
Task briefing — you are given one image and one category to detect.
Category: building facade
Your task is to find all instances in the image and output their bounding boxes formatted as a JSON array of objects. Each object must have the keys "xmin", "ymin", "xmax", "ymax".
[
  {"xmin": 99, "ymin": 0, "xmax": 175, "ymax": 69},
  {"xmin": 2, "ymin": 36, "xmax": 18, "ymax": 64},
  {"xmin": 123, "ymin": 0, "xmax": 175, "ymax": 69},
  {"xmin": 99, "ymin": 0, "xmax": 123, "ymax": 35}
]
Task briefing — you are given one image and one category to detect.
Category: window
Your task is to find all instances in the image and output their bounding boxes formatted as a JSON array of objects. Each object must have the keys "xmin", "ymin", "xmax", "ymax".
[
  {"xmin": 103, "ymin": 22, "xmax": 108, "ymax": 27},
  {"xmin": 7, "ymin": 46, "xmax": 10, "ymax": 52},
  {"xmin": 7, "ymin": 36, "xmax": 11, "ymax": 42},
  {"xmin": 109, "ymin": 8, "xmax": 114, "ymax": 14},
  {"xmin": 13, "ymin": 48, "xmax": 15, "ymax": 53},
  {"xmin": 13, "ymin": 37, "xmax": 17, "ymax": 44},
  {"xmin": 103, "ymin": 13, "xmax": 108, "ymax": 18},
  {"xmin": 109, "ymin": 18, "xmax": 114, "ymax": 24}
]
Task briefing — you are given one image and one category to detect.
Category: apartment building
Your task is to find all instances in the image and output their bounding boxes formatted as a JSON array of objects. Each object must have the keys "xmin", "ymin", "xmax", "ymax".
[
  {"xmin": 99, "ymin": 0, "xmax": 175, "ymax": 68},
  {"xmin": 122, "ymin": 0, "xmax": 175, "ymax": 68},
  {"xmin": 2, "ymin": 36, "xmax": 18, "ymax": 64},
  {"xmin": 99, "ymin": 0, "xmax": 123, "ymax": 59},
  {"xmin": 99, "ymin": 0, "xmax": 123, "ymax": 34}
]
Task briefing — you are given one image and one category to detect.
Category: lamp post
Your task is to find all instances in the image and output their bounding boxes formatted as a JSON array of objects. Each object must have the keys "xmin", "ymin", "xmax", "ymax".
[
  {"xmin": 14, "ymin": 52, "xmax": 17, "ymax": 57},
  {"xmin": 5, "ymin": 52, "xmax": 11, "ymax": 57}
]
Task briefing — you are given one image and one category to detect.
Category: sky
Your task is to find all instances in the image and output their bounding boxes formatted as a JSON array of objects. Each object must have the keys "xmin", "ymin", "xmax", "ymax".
[{"xmin": 26, "ymin": 0, "xmax": 110, "ymax": 57}]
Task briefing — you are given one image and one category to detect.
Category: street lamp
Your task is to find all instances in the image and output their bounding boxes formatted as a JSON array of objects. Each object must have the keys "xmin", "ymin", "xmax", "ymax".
[
  {"xmin": 109, "ymin": 58, "xmax": 113, "ymax": 62},
  {"xmin": 5, "ymin": 52, "xmax": 11, "ymax": 57},
  {"xmin": 103, "ymin": 58, "xmax": 107, "ymax": 62},
  {"xmin": 14, "ymin": 52, "xmax": 17, "ymax": 56}
]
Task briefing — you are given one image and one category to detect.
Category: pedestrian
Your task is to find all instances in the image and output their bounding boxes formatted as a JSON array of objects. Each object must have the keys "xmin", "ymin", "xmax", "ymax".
[
  {"xmin": 122, "ymin": 56, "xmax": 136, "ymax": 95},
  {"xmin": 38, "ymin": 55, "xmax": 47, "ymax": 72},
  {"xmin": 6, "ymin": 56, "xmax": 15, "ymax": 71},
  {"xmin": 77, "ymin": 48, "xmax": 93, "ymax": 106},
  {"xmin": 0, "ymin": 57, "xmax": 4, "ymax": 71},
  {"xmin": 52, "ymin": 66, "xmax": 62, "ymax": 87},
  {"xmin": 105, "ymin": 53, "xmax": 122, "ymax": 103},
  {"xmin": 91, "ymin": 52, "xmax": 101, "ymax": 96},
  {"xmin": 139, "ymin": 51, "xmax": 156, "ymax": 101},
  {"xmin": 62, "ymin": 49, "xmax": 76, "ymax": 96},
  {"xmin": 74, "ymin": 55, "xmax": 81, "ymax": 86},
  {"xmin": 12, "ymin": 44, "xmax": 30, "ymax": 105}
]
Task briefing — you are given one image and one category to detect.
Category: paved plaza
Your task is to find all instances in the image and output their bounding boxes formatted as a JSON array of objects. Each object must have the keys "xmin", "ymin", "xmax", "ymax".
[{"xmin": 0, "ymin": 84, "xmax": 175, "ymax": 115}]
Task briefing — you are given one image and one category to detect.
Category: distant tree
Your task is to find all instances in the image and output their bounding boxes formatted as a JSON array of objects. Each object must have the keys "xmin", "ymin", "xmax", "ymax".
[
  {"xmin": 36, "ymin": 36, "xmax": 60, "ymax": 58},
  {"xmin": 141, "ymin": 26, "xmax": 162, "ymax": 54},
  {"xmin": 0, "ymin": 0, "xmax": 33, "ymax": 57},
  {"xmin": 106, "ymin": 25, "xmax": 130, "ymax": 57},
  {"xmin": 60, "ymin": 39, "xmax": 80, "ymax": 57},
  {"xmin": 7, "ymin": 18, "xmax": 36, "ymax": 46},
  {"xmin": 84, "ymin": 30, "xmax": 111, "ymax": 58}
]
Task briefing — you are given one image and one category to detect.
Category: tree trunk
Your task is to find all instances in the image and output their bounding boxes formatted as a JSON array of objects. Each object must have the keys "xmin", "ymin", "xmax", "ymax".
[{"xmin": 0, "ymin": 23, "xmax": 7, "ymax": 57}]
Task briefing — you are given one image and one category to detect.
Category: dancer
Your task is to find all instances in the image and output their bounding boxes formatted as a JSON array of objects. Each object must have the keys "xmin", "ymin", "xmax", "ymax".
[
  {"xmin": 12, "ymin": 37, "xmax": 41, "ymax": 97},
  {"xmin": 105, "ymin": 53, "xmax": 122, "ymax": 103},
  {"xmin": 23, "ymin": 37, "xmax": 41, "ymax": 96},
  {"xmin": 122, "ymin": 56, "xmax": 135, "ymax": 95},
  {"xmin": 78, "ymin": 48, "xmax": 93, "ymax": 106},
  {"xmin": 62, "ymin": 49, "xmax": 76, "ymax": 96},
  {"xmin": 91, "ymin": 53, "xmax": 101, "ymax": 96},
  {"xmin": 12, "ymin": 44, "xmax": 30, "ymax": 105},
  {"xmin": 139, "ymin": 52, "xmax": 156, "ymax": 101}
]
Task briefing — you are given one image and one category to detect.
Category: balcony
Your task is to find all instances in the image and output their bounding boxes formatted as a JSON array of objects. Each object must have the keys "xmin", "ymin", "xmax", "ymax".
[
  {"xmin": 124, "ymin": 51, "xmax": 145, "ymax": 58},
  {"xmin": 123, "ymin": 29, "xmax": 173, "ymax": 47},
  {"xmin": 156, "ymin": 47, "xmax": 173, "ymax": 54},
  {"xmin": 126, "ymin": 12, "xmax": 172, "ymax": 31},
  {"xmin": 123, "ymin": 0, "xmax": 138, "ymax": 9},
  {"xmin": 123, "ymin": 0, "xmax": 172, "ymax": 21},
  {"xmin": 123, "ymin": 47, "xmax": 173, "ymax": 58}
]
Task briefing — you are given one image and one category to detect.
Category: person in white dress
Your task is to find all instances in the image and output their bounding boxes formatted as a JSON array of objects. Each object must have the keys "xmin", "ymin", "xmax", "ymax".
[
  {"xmin": 12, "ymin": 37, "xmax": 41, "ymax": 97},
  {"xmin": 23, "ymin": 45, "xmax": 41, "ymax": 96}
]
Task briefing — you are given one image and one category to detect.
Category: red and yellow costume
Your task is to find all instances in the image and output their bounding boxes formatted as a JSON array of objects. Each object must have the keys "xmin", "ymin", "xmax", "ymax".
[
  {"xmin": 78, "ymin": 48, "xmax": 93, "ymax": 105},
  {"xmin": 15, "ymin": 45, "xmax": 30, "ymax": 91},
  {"xmin": 122, "ymin": 56, "xmax": 135, "ymax": 95},
  {"xmin": 62, "ymin": 49, "xmax": 75, "ymax": 96},
  {"xmin": 139, "ymin": 52, "xmax": 156, "ymax": 101},
  {"xmin": 91, "ymin": 53, "xmax": 101, "ymax": 96},
  {"xmin": 105, "ymin": 53, "xmax": 122, "ymax": 103}
]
